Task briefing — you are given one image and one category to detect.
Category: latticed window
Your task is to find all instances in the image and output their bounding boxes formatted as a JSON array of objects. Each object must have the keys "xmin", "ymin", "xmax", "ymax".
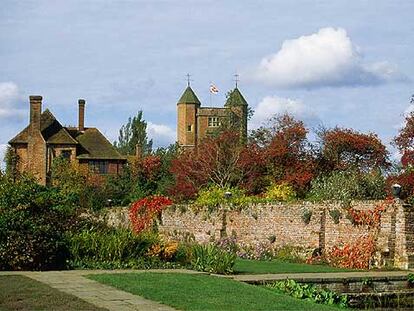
[
  {"xmin": 208, "ymin": 117, "xmax": 220, "ymax": 127},
  {"xmin": 89, "ymin": 160, "xmax": 109, "ymax": 174}
]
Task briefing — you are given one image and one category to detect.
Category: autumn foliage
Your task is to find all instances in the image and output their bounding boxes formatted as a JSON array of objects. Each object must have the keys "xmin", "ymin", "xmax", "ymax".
[
  {"xmin": 129, "ymin": 195, "xmax": 172, "ymax": 234},
  {"xmin": 319, "ymin": 127, "xmax": 389, "ymax": 172}
]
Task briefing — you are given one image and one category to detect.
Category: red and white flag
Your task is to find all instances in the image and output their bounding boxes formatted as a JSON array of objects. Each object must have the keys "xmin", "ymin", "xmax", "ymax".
[{"xmin": 209, "ymin": 84, "xmax": 219, "ymax": 94}]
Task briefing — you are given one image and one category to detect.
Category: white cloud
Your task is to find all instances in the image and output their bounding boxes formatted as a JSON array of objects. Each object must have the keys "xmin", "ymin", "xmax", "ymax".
[
  {"xmin": 147, "ymin": 122, "xmax": 176, "ymax": 147},
  {"xmin": 0, "ymin": 82, "xmax": 26, "ymax": 119},
  {"xmin": 252, "ymin": 27, "xmax": 403, "ymax": 88},
  {"xmin": 250, "ymin": 96, "xmax": 319, "ymax": 129}
]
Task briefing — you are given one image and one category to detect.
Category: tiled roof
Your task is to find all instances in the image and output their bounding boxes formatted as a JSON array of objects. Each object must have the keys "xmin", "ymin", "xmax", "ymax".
[
  {"xmin": 9, "ymin": 109, "xmax": 78, "ymax": 145},
  {"xmin": 177, "ymin": 86, "xmax": 201, "ymax": 105},
  {"xmin": 225, "ymin": 88, "xmax": 248, "ymax": 106},
  {"xmin": 67, "ymin": 127, "xmax": 126, "ymax": 160},
  {"xmin": 9, "ymin": 110, "xmax": 125, "ymax": 160}
]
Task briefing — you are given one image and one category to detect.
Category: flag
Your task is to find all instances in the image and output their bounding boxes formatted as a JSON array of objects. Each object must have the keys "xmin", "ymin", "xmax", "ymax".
[{"xmin": 209, "ymin": 84, "xmax": 219, "ymax": 94}]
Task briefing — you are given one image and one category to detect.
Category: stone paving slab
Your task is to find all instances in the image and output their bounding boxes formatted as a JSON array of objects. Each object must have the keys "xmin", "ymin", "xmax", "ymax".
[{"xmin": 2, "ymin": 270, "xmax": 182, "ymax": 311}]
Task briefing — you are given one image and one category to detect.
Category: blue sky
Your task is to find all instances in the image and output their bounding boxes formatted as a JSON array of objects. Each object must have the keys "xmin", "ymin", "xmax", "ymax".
[{"xmin": 1, "ymin": 0, "xmax": 413, "ymax": 164}]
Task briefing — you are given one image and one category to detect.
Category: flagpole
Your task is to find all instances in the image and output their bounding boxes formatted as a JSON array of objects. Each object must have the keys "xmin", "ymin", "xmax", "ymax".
[{"xmin": 209, "ymin": 81, "xmax": 212, "ymax": 106}]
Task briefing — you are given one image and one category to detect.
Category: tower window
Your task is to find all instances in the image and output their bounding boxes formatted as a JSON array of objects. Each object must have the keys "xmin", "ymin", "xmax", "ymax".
[
  {"xmin": 208, "ymin": 117, "xmax": 221, "ymax": 127},
  {"xmin": 187, "ymin": 124, "xmax": 192, "ymax": 132}
]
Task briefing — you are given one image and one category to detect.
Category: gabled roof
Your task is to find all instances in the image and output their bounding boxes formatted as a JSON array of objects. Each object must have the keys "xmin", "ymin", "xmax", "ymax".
[
  {"xmin": 67, "ymin": 127, "xmax": 126, "ymax": 160},
  {"xmin": 9, "ymin": 109, "xmax": 126, "ymax": 161},
  {"xmin": 9, "ymin": 109, "xmax": 78, "ymax": 145},
  {"xmin": 177, "ymin": 86, "xmax": 201, "ymax": 105},
  {"xmin": 225, "ymin": 88, "xmax": 248, "ymax": 107}
]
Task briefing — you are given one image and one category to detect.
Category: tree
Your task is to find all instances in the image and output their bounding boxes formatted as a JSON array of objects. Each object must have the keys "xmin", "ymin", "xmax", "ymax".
[
  {"xmin": 319, "ymin": 127, "xmax": 389, "ymax": 173},
  {"xmin": 114, "ymin": 110, "xmax": 153, "ymax": 156},
  {"xmin": 169, "ymin": 131, "xmax": 246, "ymax": 200},
  {"xmin": 251, "ymin": 114, "xmax": 315, "ymax": 196}
]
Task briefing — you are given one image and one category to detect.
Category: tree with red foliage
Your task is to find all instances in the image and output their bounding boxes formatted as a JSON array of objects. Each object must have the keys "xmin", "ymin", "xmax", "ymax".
[
  {"xmin": 388, "ymin": 109, "xmax": 414, "ymax": 199},
  {"xmin": 251, "ymin": 114, "xmax": 315, "ymax": 196},
  {"xmin": 319, "ymin": 127, "xmax": 389, "ymax": 173},
  {"xmin": 394, "ymin": 108, "xmax": 414, "ymax": 167},
  {"xmin": 169, "ymin": 131, "xmax": 248, "ymax": 200}
]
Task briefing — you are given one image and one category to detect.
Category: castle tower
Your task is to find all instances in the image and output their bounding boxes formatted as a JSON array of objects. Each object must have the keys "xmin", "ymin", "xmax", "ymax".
[
  {"xmin": 177, "ymin": 86, "xmax": 201, "ymax": 149},
  {"xmin": 224, "ymin": 87, "xmax": 249, "ymax": 143}
]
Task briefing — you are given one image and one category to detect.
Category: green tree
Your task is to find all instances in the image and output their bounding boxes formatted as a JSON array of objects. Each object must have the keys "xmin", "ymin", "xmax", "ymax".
[
  {"xmin": 4, "ymin": 146, "xmax": 19, "ymax": 181},
  {"xmin": 114, "ymin": 110, "xmax": 153, "ymax": 156}
]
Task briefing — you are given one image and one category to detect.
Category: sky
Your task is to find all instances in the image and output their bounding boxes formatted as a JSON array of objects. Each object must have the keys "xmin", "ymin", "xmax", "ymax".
[{"xmin": 1, "ymin": 0, "xmax": 414, "ymax": 165}]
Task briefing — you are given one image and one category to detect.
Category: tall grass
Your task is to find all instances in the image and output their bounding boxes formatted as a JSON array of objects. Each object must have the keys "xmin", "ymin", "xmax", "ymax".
[{"xmin": 67, "ymin": 228, "xmax": 159, "ymax": 263}]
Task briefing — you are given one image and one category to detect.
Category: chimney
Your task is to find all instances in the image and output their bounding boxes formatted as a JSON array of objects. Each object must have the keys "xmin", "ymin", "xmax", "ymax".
[
  {"xmin": 78, "ymin": 99, "xmax": 85, "ymax": 131},
  {"xmin": 29, "ymin": 95, "xmax": 42, "ymax": 132}
]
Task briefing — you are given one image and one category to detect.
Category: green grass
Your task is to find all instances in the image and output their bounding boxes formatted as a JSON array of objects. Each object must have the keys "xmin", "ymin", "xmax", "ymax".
[
  {"xmin": 88, "ymin": 272, "xmax": 340, "ymax": 311},
  {"xmin": 234, "ymin": 258, "xmax": 354, "ymax": 274},
  {"xmin": 0, "ymin": 275, "xmax": 106, "ymax": 311}
]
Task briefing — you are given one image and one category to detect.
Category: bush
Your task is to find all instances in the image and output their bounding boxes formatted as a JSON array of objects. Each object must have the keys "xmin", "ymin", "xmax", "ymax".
[
  {"xmin": 0, "ymin": 176, "xmax": 74, "ymax": 270},
  {"xmin": 267, "ymin": 279, "xmax": 348, "ymax": 308},
  {"xmin": 190, "ymin": 243, "xmax": 236, "ymax": 274},
  {"xmin": 194, "ymin": 185, "xmax": 263, "ymax": 210},
  {"xmin": 308, "ymin": 169, "xmax": 386, "ymax": 204},
  {"xmin": 264, "ymin": 183, "xmax": 296, "ymax": 201}
]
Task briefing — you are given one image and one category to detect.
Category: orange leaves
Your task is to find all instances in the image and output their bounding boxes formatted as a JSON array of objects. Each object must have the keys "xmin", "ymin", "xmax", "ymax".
[
  {"xmin": 129, "ymin": 195, "xmax": 172, "ymax": 234},
  {"xmin": 307, "ymin": 235, "xmax": 376, "ymax": 269},
  {"xmin": 347, "ymin": 199, "xmax": 392, "ymax": 228},
  {"xmin": 321, "ymin": 127, "xmax": 389, "ymax": 172},
  {"xmin": 325, "ymin": 235, "xmax": 376, "ymax": 269}
]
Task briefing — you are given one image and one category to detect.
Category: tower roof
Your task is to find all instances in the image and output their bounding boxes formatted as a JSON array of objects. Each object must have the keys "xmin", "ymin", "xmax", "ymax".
[
  {"xmin": 225, "ymin": 87, "xmax": 248, "ymax": 107},
  {"xmin": 177, "ymin": 86, "xmax": 201, "ymax": 105}
]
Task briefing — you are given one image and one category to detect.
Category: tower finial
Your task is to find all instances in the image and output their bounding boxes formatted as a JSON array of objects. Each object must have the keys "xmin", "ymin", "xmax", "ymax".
[
  {"xmin": 186, "ymin": 73, "xmax": 193, "ymax": 87},
  {"xmin": 234, "ymin": 72, "xmax": 240, "ymax": 88}
]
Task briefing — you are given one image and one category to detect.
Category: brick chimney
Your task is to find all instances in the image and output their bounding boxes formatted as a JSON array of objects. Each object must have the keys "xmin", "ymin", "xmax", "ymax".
[
  {"xmin": 29, "ymin": 95, "xmax": 42, "ymax": 132},
  {"xmin": 78, "ymin": 99, "xmax": 85, "ymax": 131}
]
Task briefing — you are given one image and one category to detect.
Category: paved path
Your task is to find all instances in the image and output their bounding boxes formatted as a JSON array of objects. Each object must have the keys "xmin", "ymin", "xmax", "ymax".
[
  {"xmin": 1, "ymin": 269, "xmax": 200, "ymax": 311},
  {"xmin": 2, "ymin": 269, "xmax": 413, "ymax": 310}
]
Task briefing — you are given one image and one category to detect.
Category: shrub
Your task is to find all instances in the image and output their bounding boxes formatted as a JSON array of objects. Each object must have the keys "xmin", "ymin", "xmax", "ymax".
[
  {"xmin": 190, "ymin": 243, "xmax": 236, "ymax": 274},
  {"xmin": 264, "ymin": 183, "xmax": 296, "ymax": 201},
  {"xmin": 267, "ymin": 279, "xmax": 348, "ymax": 308},
  {"xmin": 0, "ymin": 176, "xmax": 74, "ymax": 270},
  {"xmin": 129, "ymin": 195, "xmax": 173, "ymax": 234},
  {"xmin": 194, "ymin": 185, "xmax": 263, "ymax": 210},
  {"xmin": 301, "ymin": 209, "xmax": 312, "ymax": 224},
  {"xmin": 308, "ymin": 169, "xmax": 386, "ymax": 204},
  {"xmin": 329, "ymin": 209, "xmax": 341, "ymax": 224},
  {"xmin": 308, "ymin": 235, "xmax": 375, "ymax": 269}
]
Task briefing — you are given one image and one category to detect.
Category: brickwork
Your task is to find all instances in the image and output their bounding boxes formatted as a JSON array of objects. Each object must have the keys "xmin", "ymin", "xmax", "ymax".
[
  {"xmin": 155, "ymin": 200, "xmax": 414, "ymax": 269},
  {"xmin": 176, "ymin": 86, "xmax": 248, "ymax": 149}
]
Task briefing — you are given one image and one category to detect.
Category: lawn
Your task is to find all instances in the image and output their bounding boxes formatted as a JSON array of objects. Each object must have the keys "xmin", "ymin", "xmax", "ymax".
[
  {"xmin": 234, "ymin": 258, "xmax": 354, "ymax": 274},
  {"xmin": 0, "ymin": 275, "xmax": 106, "ymax": 311},
  {"xmin": 88, "ymin": 272, "xmax": 340, "ymax": 311}
]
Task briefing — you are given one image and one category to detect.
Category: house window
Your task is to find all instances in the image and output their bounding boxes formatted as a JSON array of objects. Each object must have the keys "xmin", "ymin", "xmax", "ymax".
[
  {"xmin": 61, "ymin": 150, "xmax": 72, "ymax": 160},
  {"xmin": 208, "ymin": 117, "xmax": 220, "ymax": 127},
  {"xmin": 187, "ymin": 124, "xmax": 192, "ymax": 132},
  {"xmin": 89, "ymin": 160, "xmax": 109, "ymax": 174}
]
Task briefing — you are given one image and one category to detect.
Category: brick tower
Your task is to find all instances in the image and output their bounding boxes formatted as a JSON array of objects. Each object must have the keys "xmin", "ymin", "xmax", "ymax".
[{"xmin": 176, "ymin": 86, "xmax": 201, "ymax": 149}]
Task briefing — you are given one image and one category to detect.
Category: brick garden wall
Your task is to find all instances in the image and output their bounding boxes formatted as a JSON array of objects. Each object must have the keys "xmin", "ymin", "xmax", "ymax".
[
  {"xmin": 104, "ymin": 200, "xmax": 414, "ymax": 269},
  {"xmin": 157, "ymin": 200, "xmax": 414, "ymax": 269}
]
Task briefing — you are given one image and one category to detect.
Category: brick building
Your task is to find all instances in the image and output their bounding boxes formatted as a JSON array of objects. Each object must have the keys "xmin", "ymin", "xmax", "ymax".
[
  {"xmin": 176, "ymin": 85, "xmax": 249, "ymax": 149},
  {"xmin": 8, "ymin": 96, "xmax": 126, "ymax": 185}
]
